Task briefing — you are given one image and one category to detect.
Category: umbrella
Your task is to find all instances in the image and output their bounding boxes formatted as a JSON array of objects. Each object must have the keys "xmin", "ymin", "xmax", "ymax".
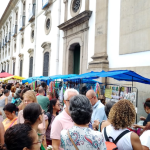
[{"xmin": 0, "ymin": 72, "xmax": 13, "ymax": 78}]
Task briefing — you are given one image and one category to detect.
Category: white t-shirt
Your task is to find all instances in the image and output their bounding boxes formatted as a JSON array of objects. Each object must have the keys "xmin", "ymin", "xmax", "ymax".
[{"xmin": 140, "ymin": 130, "xmax": 150, "ymax": 149}]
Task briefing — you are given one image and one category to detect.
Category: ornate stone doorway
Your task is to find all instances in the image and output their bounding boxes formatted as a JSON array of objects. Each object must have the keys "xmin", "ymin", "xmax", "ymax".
[{"xmin": 68, "ymin": 43, "xmax": 80, "ymax": 74}]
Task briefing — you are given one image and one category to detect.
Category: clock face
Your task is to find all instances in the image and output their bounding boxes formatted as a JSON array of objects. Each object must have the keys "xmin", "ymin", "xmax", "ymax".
[{"xmin": 72, "ymin": 0, "xmax": 80, "ymax": 13}]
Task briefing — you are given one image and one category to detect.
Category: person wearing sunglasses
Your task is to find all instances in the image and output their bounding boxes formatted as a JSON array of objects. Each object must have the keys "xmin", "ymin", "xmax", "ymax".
[
  {"xmin": 3, "ymin": 124, "xmax": 41, "ymax": 150},
  {"xmin": 46, "ymin": 98, "xmax": 61, "ymax": 146},
  {"xmin": 23, "ymin": 103, "xmax": 46, "ymax": 150}
]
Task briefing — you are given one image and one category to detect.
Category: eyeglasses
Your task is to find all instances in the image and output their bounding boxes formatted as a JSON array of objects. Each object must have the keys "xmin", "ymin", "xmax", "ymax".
[
  {"xmin": 57, "ymin": 104, "xmax": 61, "ymax": 106},
  {"xmin": 65, "ymin": 100, "xmax": 70, "ymax": 102}
]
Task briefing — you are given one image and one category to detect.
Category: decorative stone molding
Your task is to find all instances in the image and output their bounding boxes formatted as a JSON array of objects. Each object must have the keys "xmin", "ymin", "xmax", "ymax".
[
  {"xmin": 9, "ymin": 16, "xmax": 12, "ymax": 21},
  {"xmin": 70, "ymin": 0, "xmax": 82, "ymax": 17},
  {"xmin": 41, "ymin": 42, "xmax": 51, "ymax": 53},
  {"xmin": 31, "ymin": 22, "xmax": 35, "ymax": 29},
  {"xmin": 44, "ymin": 13, "xmax": 52, "ymax": 35},
  {"xmin": 12, "ymin": 57, "xmax": 16, "ymax": 62},
  {"xmin": 58, "ymin": 10, "xmax": 92, "ymax": 31},
  {"xmin": 21, "ymin": 0, "xmax": 26, "ymax": 3},
  {"xmin": 28, "ymin": 48, "xmax": 34, "ymax": 57},
  {"xmin": 6, "ymin": 59, "xmax": 9, "ymax": 62},
  {"xmin": 44, "ymin": 8, "xmax": 51, "ymax": 16},
  {"xmin": 18, "ymin": 53, "xmax": 24, "ymax": 60},
  {"xmin": 14, "ymin": 6, "xmax": 19, "ymax": 12}
]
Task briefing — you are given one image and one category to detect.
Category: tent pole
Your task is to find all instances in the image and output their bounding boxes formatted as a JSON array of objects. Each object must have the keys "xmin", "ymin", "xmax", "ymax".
[
  {"xmin": 105, "ymin": 77, "xmax": 107, "ymax": 88},
  {"xmin": 132, "ymin": 77, "xmax": 133, "ymax": 92}
]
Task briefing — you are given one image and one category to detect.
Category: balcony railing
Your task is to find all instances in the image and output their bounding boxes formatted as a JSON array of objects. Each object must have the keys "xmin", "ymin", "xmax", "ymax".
[
  {"xmin": 12, "ymin": 25, "xmax": 18, "ymax": 37},
  {"xmin": 28, "ymin": 4, "xmax": 36, "ymax": 22},
  {"xmin": 42, "ymin": 0, "xmax": 52, "ymax": 9},
  {"xmin": 19, "ymin": 16, "xmax": 26, "ymax": 31},
  {"xmin": 7, "ymin": 32, "xmax": 11, "ymax": 42}
]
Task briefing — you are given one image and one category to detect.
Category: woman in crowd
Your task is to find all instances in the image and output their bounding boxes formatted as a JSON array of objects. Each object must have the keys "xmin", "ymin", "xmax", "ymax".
[
  {"xmin": 46, "ymin": 98, "xmax": 61, "ymax": 145},
  {"xmin": 2, "ymin": 103, "xmax": 18, "ymax": 131},
  {"xmin": 3, "ymin": 124, "xmax": 41, "ymax": 150},
  {"xmin": 140, "ymin": 122, "xmax": 150, "ymax": 150},
  {"xmin": 0, "ymin": 90, "xmax": 10, "ymax": 120},
  {"xmin": 11, "ymin": 86, "xmax": 16, "ymax": 97},
  {"xmin": 47, "ymin": 92, "xmax": 54, "ymax": 101},
  {"xmin": 133, "ymin": 98, "xmax": 150, "ymax": 129},
  {"xmin": 0, "ymin": 122, "xmax": 5, "ymax": 149},
  {"xmin": 17, "ymin": 90, "xmax": 47, "ymax": 150},
  {"xmin": 11, "ymin": 89, "xmax": 22, "ymax": 107},
  {"xmin": 93, "ymin": 101, "xmax": 115, "ymax": 132},
  {"xmin": 102, "ymin": 99, "xmax": 142, "ymax": 150},
  {"xmin": 18, "ymin": 88, "xmax": 30, "ymax": 111},
  {"xmin": 61, "ymin": 95, "xmax": 106, "ymax": 150}
]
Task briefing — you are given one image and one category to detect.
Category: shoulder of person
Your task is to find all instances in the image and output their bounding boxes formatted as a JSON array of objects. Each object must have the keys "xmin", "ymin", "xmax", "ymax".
[
  {"xmin": 141, "ymin": 130, "xmax": 150, "ymax": 138},
  {"xmin": 60, "ymin": 129, "xmax": 68, "ymax": 136},
  {"xmin": 131, "ymin": 132, "xmax": 140, "ymax": 141}
]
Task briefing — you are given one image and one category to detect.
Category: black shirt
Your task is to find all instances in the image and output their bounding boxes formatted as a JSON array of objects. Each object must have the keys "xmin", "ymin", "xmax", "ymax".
[{"xmin": 143, "ymin": 113, "xmax": 150, "ymax": 126}]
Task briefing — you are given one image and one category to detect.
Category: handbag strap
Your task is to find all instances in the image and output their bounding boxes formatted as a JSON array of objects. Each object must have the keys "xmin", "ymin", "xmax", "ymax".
[{"xmin": 67, "ymin": 131, "xmax": 79, "ymax": 150}]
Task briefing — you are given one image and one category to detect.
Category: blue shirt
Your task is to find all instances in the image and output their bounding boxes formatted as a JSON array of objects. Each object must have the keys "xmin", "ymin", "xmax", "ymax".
[{"xmin": 91, "ymin": 100, "xmax": 107, "ymax": 124}]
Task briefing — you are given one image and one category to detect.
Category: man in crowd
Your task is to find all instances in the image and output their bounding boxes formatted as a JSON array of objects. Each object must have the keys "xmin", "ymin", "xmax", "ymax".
[
  {"xmin": 86, "ymin": 90, "xmax": 107, "ymax": 124},
  {"xmin": 37, "ymin": 87, "xmax": 50, "ymax": 113},
  {"xmin": 15, "ymin": 82, "xmax": 20, "ymax": 91},
  {"xmin": 51, "ymin": 89, "xmax": 79, "ymax": 150}
]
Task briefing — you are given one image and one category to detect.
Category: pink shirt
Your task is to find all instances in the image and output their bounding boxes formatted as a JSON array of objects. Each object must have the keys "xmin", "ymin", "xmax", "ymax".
[
  {"xmin": 17, "ymin": 110, "xmax": 47, "ymax": 134},
  {"xmin": 50, "ymin": 110, "xmax": 74, "ymax": 150}
]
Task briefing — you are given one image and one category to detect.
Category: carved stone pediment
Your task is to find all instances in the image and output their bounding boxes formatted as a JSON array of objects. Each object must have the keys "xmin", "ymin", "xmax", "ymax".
[
  {"xmin": 58, "ymin": 10, "xmax": 92, "ymax": 31},
  {"xmin": 18, "ymin": 53, "xmax": 24, "ymax": 58},
  {"xmin": 41, "ymin": 42, "xmax": 51, "ymax": 49},
  {"xmin": 28, "ymin": 49, "xmax": 34, "ymax": 54},
  {"xmin": 12, "ymin": 57, "xmax": 16, "ymax": 61}
]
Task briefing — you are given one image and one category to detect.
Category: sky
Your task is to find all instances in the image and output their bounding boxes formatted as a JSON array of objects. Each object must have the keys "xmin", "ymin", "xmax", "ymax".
[{"xmin": 0, "ymin": 0, "xmax": 10, "ymax": 19}]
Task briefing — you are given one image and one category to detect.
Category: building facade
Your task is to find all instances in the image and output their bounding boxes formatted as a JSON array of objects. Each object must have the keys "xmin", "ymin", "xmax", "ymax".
[{"xmin": 0, "ymin": 0, "xmax": 150, "ymax": 118}]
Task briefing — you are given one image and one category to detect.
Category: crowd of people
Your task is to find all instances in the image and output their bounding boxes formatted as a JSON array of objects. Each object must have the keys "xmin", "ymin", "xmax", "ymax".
[{"xmin": 0, "ymin": 82, "xmax": 149, "ymax": 150}]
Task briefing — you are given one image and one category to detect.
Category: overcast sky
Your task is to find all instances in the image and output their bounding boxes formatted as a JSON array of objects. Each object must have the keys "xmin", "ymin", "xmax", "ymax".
[{"xmin": 0, "ymin": 0, "xmax": 10, "ymax": 19}]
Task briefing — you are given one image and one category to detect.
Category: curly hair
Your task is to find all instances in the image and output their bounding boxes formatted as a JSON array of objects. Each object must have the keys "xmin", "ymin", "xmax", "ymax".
[
  {"xmin": 69, "ymin": 95, "xmax": 93, "ymax": 125},
  {"xmin": 108, "ymin": 99, "xmax": 136, "ymax": 130}
]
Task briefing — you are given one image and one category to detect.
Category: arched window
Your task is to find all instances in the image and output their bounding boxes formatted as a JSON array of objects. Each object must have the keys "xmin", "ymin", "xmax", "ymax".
[
  {"xmin": 13, "ymin": 62, "xmax": 15, "ymax": 75},
  {"xmin": 43, "ymin": 52, "xmax": 49, "ymax": 76},
  {"xmin": 29, "ymin": 57, "xmax": 33, "ymax": 77},
  {"xmin": 20, "ymin": 60, "xmax": 23, "ymax": 76}
]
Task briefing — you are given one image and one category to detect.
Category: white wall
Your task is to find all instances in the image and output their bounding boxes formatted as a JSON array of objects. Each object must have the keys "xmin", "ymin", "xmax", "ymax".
[
  {"xmin": 87, "ymin": 0, "xmax": 96, "ymax": 64},
  {"xmin": 107, "ymin": 0, "xmax": 150, "ymax": 68}
]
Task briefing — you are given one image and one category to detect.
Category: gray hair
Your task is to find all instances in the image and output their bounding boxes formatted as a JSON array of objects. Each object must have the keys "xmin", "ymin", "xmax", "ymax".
[
  {"xmin": 64, "ymin": 89, "xmax": 79, "ymax": 100},
  {"xmin": 69, "ymin": 95, "xmax": 93, "ymax": 125}
]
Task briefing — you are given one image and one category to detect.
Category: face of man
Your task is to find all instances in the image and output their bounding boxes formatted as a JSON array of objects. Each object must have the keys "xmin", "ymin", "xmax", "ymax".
[
  {"xmin": 65, "ymin": 92, "xmax": 78, "ymax": 115},
  {"xmin": 16, "ymin": 83, "xmax": 19, "ymax": 88},
  {"xmin": 86, "ymin": 93, "xmax": 95, "ymax": 106}
]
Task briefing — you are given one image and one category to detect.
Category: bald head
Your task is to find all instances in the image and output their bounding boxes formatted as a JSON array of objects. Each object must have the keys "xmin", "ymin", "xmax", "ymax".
[
  {"xmin": 86, "ymin": 90, "xmax": 98, "ymax": 106},
  {"xmin": 38, "ymin": 87, "xmax": 45, "ymax": 95}
]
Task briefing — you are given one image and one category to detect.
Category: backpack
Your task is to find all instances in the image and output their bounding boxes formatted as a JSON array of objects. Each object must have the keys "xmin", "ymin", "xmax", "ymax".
[{"xmin": 104, "ymin": 127, "xmax": 130, "ymax": 150}]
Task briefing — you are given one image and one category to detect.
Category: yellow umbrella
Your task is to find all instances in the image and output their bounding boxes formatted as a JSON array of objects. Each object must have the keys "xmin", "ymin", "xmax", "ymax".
[{"xmin": 2, "ymin": 76, "xmax": 25, "ymax": 81}]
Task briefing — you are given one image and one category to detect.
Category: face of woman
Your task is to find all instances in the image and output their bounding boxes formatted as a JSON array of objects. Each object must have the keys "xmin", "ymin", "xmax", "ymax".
[
  {"xmin": 53, "ymin": 100, "xmax": 61, "ymax": 111},
  {"xmin": 4, "ymin": 110, "xmax": 15, "ymax": 120},
  {"xmin": 24, "ymin": 96, "xmax": 34, "ymax": 106},
  {"xmin": 29, "ymin": 129, "xmax": 41, "ymax": 150}
]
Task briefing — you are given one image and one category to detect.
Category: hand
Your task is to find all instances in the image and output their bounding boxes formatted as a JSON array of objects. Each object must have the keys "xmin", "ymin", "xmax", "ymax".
[
  {"xmin": 140, "ymin": 116, "xmax": 146, "ymax": 121},
  {"xmin": 92, "ymin": 120, "xmax": 100, "ymax": 130},
  {"xmin": 132, "ymin": 124, "xmax": 139, "ymax": 128}
]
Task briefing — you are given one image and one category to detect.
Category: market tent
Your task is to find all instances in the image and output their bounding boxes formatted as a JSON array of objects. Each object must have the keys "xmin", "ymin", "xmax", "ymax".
[
  {"xmin": 65, "ymin": 71, "xmax": 105, "ymax": 81},
  {"xmin": 22, "ymin": 76, "xmax": 44, "ymax": 84},
  {"xmin": 0, "ymin": 72, "xmax": 13, "ymax": 78},
  {"xmin": 2, "ymin": 75, "xmax": 25, "ymax": 81},
  {"xmin": 96, "ymin": 70, "xmax": 150, "ymax": 85},
  {"xmin": 49, "ymin": 74, "xmax": 77, "ymax": 80}
]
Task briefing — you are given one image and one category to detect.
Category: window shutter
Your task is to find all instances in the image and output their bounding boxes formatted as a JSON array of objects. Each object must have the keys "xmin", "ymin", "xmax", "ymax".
[
  {"xmin": 43, "ymin": 52, "xmax": 49, "ymax": 76},
  {"xmin": 20, "ymin": 60, "xmax": 23, "ymax": 76},
  {"xmin": 29, "ymin": 57, "xmax": 33, "ymax": 77},
  {"xmin": 13, "ymin": 62, "xmax": 15, "ymax": 75}
]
